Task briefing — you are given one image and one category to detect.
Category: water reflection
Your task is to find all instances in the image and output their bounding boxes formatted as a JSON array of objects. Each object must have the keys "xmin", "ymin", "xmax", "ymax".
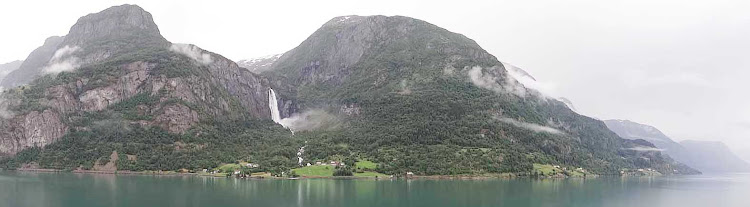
[{"xmin": 2, "ymin": 172, "xmax": 750, "ymax": 207}]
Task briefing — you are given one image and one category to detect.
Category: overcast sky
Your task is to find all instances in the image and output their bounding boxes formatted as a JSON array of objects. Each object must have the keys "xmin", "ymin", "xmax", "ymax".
[{"xmin": 2, "ymin": 0, "xmax": 749, "ymax": 158}]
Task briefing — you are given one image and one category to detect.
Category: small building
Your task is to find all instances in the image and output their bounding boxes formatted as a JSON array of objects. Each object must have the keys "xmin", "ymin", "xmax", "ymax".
[
  {"xmin": 246, "ymin": 163, "xmax": 259, "ymax": 168},
  {"xmin": 406, "ymin": 172, "xmax": 415, "ymax": 178},
  {"xmin": 234, "ymin": 170, "xmax": 241, "ymax": 175},
  {"xmin": 316, "ymin": 161, "xmax": 322, "ymax": 165},
  {"xmin": 202, "ymin": 169, "xmax": 208, "ymax": 173},
  {"xmin": 330, "ymin": 161, "xmax": 340, "ymax": 166},
  {"xmin": 306, "ymin": 163, "xmax": 312, "ymax": 166}
]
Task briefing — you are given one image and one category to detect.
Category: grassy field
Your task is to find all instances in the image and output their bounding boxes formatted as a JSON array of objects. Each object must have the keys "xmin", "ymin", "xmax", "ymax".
[
  {"xmin": 533, "ymin": 164, "xmax": 559, "ymax": 175},
  {"xmin": 355, "ymin": 160, "xmax": 377, "ymax": 170},
  {"xmin": 533, "ymin": 164, "xmax": 588, "ymax": 177},
  {"xmin": 292, "ymin": 163, "xmax": 389, "ymax": 177},
  {"xmin": 215, "ymin": 163, "xmax": 242, "ymax": 173},
  {"xmin": 292, "ymin": 165, "xmax": 334, "ymax": 177}
]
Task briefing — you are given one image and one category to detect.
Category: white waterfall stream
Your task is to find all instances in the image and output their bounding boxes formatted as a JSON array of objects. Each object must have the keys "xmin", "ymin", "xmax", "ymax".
[
  {"xmin": 297, "ymin": 143, "xmax": 306, "ymax": 166},
  {"xmin": 269, "ymin": 88, "xmax": 304, "ymax": 165},
  {"xmin": 268, "ymin": 88, "xmax": 282, "ymax": 124}
]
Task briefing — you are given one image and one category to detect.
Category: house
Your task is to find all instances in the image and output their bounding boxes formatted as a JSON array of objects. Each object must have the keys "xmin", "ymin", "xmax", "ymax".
[
  {"xmin": 246, "ymin": 163, "xmax": 259, "ymax": 168},
  {"xmin": 234, "ymin": 170, "xmax": 241, "ymax": 175},
  {"xmin": 406, "ymin": 172, "xmax": 415, "ymax": 178},
  {"xmin": 330, "ymin": 161, "xmax": 340, "ymax": 166},
  {"xmin": 315, "ymin": 161, "xmax": 322, "ymax": 165},
  {"xmin": 306, "ymin": 163, "xmax": 312, "ymax": 166},
  {"xmin": 202, "ymin": 169, "xmax": 208, "ymax": 173}
]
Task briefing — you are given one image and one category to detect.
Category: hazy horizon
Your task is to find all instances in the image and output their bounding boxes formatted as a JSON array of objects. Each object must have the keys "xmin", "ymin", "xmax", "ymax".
[{"xmin": 2, "ymin": 0, "xmax": 749, "ymax": 160}]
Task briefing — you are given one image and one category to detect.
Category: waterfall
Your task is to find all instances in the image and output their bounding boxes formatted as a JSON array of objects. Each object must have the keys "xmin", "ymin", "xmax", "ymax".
[
  {"xmin": 297, "ymin": 145, "xmax": 306, "ymax": 166},
  {"xmin": 268, "ymin": 88, "xmax": 282, "ymax": 124}
]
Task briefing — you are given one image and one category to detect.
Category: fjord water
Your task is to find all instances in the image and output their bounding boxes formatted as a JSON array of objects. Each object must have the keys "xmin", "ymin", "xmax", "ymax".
[{"xmin": 1, "ymin": 172, "xmax": 748, "ymax": 207}]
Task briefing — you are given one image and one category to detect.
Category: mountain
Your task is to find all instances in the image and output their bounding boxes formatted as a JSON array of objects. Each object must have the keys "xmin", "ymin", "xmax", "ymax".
[
  {"xmin": 0, "ymin": 5, "xmax": 295, "ymax": 171},
  {"xmin": 0, "ymin": 7, "xmax": 691, "ymax": 176},
  {"xmin": 680, "ymin": 140, "xmax": 750, "ymax": 173},
  {"xmin": 263, "ymin": 15, "xmax": 691, "ymax": 175},
  {"xmin": 0, "ymin": 60, "xmax": 23, "ymax": 84},
  {"xmin": 605, "ymin": 119, "xmax": 750, "ymax": 173},
  {"xmin": 604, "ymin": 120, "xmax": 693, "ymax": 165},
  {"xmin": 237, "ymin": 54, "xmax": 282, "ymax": 74},
  {"xmin": 1, "ymin": 37, "xmax": 64, "ymax": 88}
]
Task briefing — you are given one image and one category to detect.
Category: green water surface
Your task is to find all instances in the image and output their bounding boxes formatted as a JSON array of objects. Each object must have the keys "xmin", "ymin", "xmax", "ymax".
[{"xmin": 1, "ymin": 171, "xmax": 747, "ymax": 207}]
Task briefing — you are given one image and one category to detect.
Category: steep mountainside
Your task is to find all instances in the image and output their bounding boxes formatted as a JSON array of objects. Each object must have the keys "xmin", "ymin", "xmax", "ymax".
[
  {"xmin": 1, "ymin": 37, "xmax": 64, "ymax": 87},
  {"xmin": 0, "ymin": 5, "xmax": 297, "ymax": 171},
  {"xmin": 264, "ymin": 15, "xmax": 694, "ymax": 175},
  {"xmin": 680, "ymin": 140, "xmax": 750, "ymax": 173},
  {"xmin": 0, "ymin": 60, "xmax": 23, "ymax": 84},
  {"xmin": 604, "ymin": 120, "xmax": 693, "ymax": 167}
]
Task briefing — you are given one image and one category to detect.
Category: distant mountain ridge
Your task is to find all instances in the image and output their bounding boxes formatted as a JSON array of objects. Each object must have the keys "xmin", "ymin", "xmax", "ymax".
[
  {"xmin": 605, "ymin": 119, "xmax": 750, "ymax": 173},
  {"xmin": 680, "ymin": 140, "xmax": 750, "ymax": 173},
  {"xmin": 0, "ymin": 60, "xmax": 23, "ymax": 84},
  {"xmin": 237, "ymin": 54, "xmax": 282, "ymax": 74}
]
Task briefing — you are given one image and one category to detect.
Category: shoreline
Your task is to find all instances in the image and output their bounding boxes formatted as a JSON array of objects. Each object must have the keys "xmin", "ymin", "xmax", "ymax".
[{"xmin": 4, "ymin": 168, "xmax": 618, "ymax": 180}]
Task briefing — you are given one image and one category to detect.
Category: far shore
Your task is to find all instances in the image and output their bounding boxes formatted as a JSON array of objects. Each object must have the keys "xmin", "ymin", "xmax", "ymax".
[{"xmin": 3, "ymin": 168, "xmax": 623, "ymax": 180}]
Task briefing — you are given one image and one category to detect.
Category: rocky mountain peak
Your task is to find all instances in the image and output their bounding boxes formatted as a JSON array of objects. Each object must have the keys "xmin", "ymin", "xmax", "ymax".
[
  {"xmin": 62, "ymin": 4, "xmax": 165, "ymax": 46},
  {"xmin": 272, "ymin": 15, "xmax": 498, "ymax": 87}
]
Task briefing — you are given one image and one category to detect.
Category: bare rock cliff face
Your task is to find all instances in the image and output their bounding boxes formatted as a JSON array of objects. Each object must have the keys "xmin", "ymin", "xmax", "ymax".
[
  {"xmin": 155, "ymin": 104, "xmax": 199, "ymax": 133},
  {"xmin": 0, "ymin": 110, "xmax": 68, "ymax": 156},
  {"xmin": 204, "ymin": 51, "xmax": 272, "ymax": 118},
  {"xmin": 62, "ymin": 4, "xmax": 163, "ymax": 46}
]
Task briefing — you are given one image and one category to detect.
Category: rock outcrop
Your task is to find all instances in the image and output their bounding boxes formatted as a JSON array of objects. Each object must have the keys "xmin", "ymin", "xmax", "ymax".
[
  {"xmin": 154, "ymin": 104, "xmax": 199, "ymax": 133},
  {"xmin": 0, "ymin": 110, "xmax": 67, "ymax": 156}
]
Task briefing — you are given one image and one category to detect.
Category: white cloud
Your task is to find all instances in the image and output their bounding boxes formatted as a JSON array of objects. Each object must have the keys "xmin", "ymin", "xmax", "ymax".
[
  {"xmin": 42, "ymin": 45, "xmax": 80, "ymax": 74},
  {"xmin": 279, "ymin": 110, "xmax": 340, "ymax": 132},
  {"xmin": 468, "ymin": 65, "xmax": 528, "ymax": 97},
  {"xmin": 169, "ymin": 43, "xmax": 213, "ymax": 65},
  {"xmin": 502, "ymin": 62, "xmax": 560, "ymax": 98},
  {"xmin": 623, "ymin": 147, "xmax": 665, "ymax": 152},
  {"xmin": 0, "ymin": 90, "xmax": 15, "ymax": 119},
  {"xmin": 496, "ymin": 117, "xmax": 564, "ymax": 134}
]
